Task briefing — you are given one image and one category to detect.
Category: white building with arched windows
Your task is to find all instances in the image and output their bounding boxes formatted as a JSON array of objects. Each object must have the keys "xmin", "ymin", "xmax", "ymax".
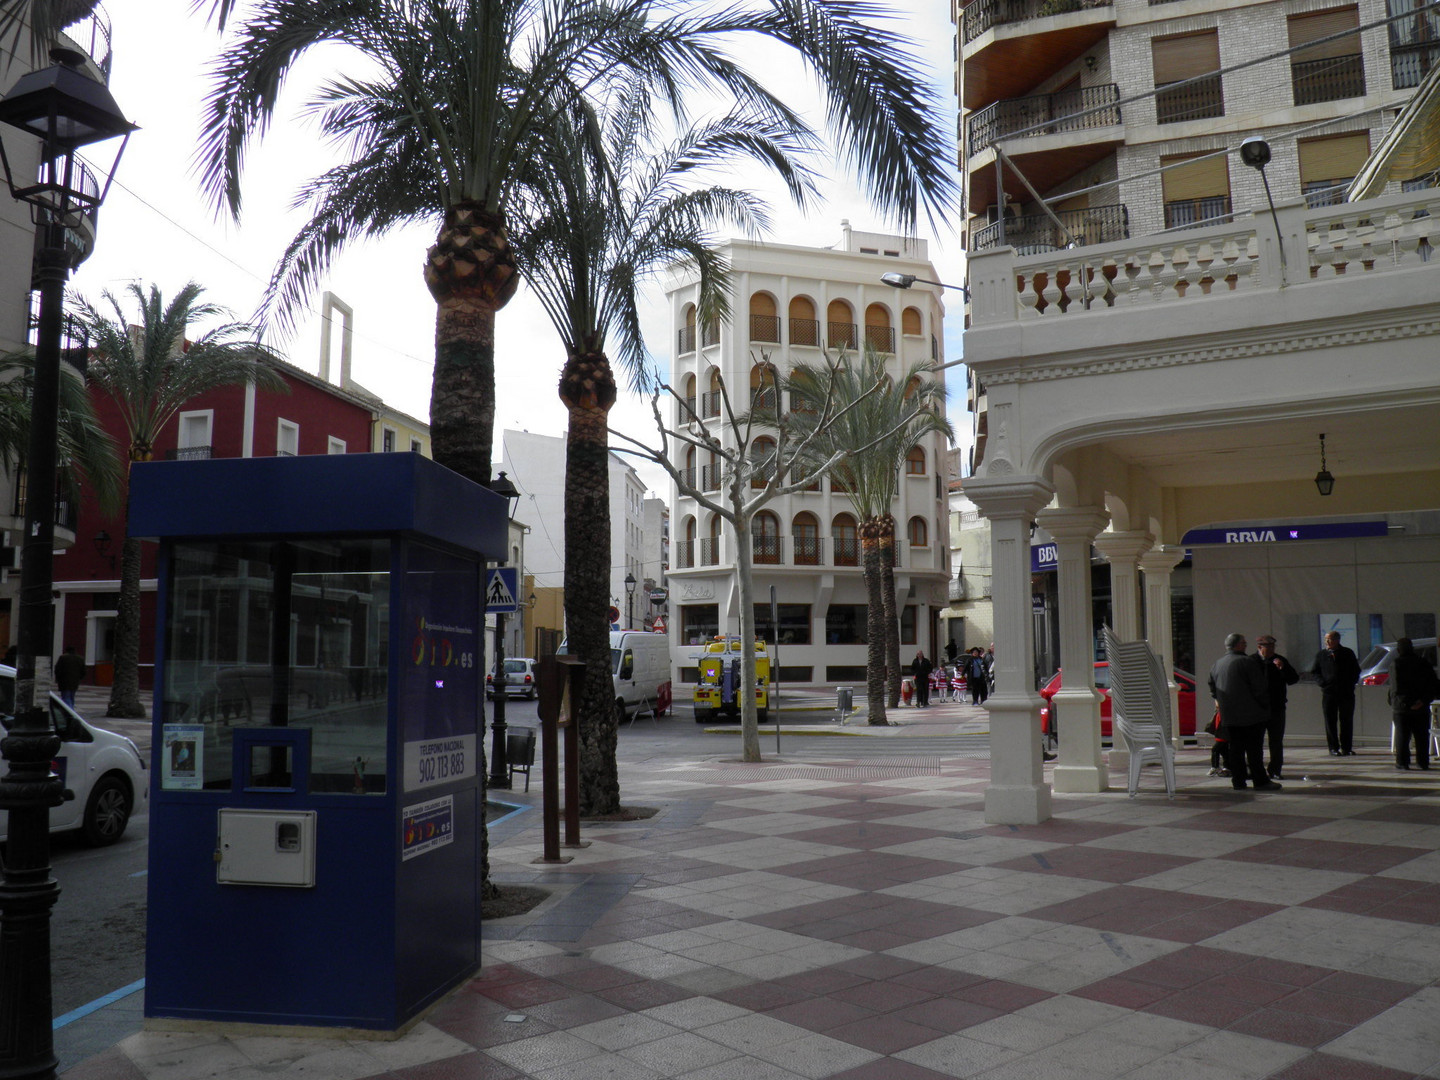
[{"xmin": 665, "ymin": 225, "xmax": 952, "ymax": 688}]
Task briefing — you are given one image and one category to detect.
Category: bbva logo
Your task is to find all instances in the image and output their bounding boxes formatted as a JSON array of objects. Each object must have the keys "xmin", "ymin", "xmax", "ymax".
[{"xmin": 1225, "ymin": 530, "xmax": 1277, "ymax": 543}]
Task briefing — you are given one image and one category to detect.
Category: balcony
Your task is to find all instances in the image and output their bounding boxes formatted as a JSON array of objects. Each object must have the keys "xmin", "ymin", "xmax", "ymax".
[
  {"xmin": 678, "ymin": 325, "xmax": 696, "ymax": 354},
  {"xmin": 701, "ymin": 389, "xmax": 721, "ymax": 419},
  {"xmin": 701, "ymin": 321, "xmax": 720, "ymax": 348},
  {"xmin": 960, "ymin": 0, "xmax": 1115, "ymax": 111},
  {"xmin": 794, "ymin": 536, "xmax": 824, "ymax": 565},
  {"xmin": 1164, "ymin": 196, "xmax": 1232, "ymax": 230},
  {"xmin": 700, "ymin": 464, "xmax": 723, "ymax": 492},
  {"xmin": 1155, "ymin": 74, "xmax": 1224, "ymax": 124},
  {"xmin": 753, "ymin": 535, "xmax": 782, "ymax": 565},
  {"xmin": 828, "ymin": 321, "xmax": 858, "ymax": 351},
  {"xmin": 12, "ymin": 479, "xmax": 78, "ymax": 534},
  {"xmin": 1391, "ymin": 40, "xmax": 1440, "ymax": 89},
  {"xmin": 698, "ymin": 537, "xmax": 720, "ymax": 566},
  {"xmin": 750, "ymin": 314, "xmax": 780, "ymax": 342},
  {"xmin": 1292, "ymin": 54, "xmax": 1365, "ymax": 105},
  {"xmin": 166, "ymin": 446, "xmax": 214, "ymax": 461},
  {"xmin": 967, "ymin": 83, "xmax": 1120, "ymax": 156},
  {"xmin": 833, "ymin": 537, "xmax": 860, "ymax": 567},
  {"xmin": 864, "ymin": 325, "xmax": 895, "ymax": 353},
  {"xmin": 972, "ymin": 203, "xmax": 1128, "ymax": 254},
  {"xmin": 676, "ymin": 539, "xmax": 695, "ymax": 568},
  {"xmin": 789, "ymin": 317, "xmax": 820, "ymax": 346},
  {"xmin": 60, "ymin": 7, "xmax": 114, "ymax": 79}
]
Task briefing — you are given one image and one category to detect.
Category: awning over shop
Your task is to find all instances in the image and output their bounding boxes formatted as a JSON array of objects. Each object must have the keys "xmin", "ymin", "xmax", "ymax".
[{"xmin": 1348, "ymin": 62, "xmax": 1440, "ymax": 200}]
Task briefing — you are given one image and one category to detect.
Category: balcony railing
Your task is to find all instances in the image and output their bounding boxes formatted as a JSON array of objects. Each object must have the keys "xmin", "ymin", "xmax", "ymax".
[
  {"xmin": 750, "ymin": 313, "xmax": 780, "ymax": 342},
  {"xmin": 1302, "ymin": 181, "xmax": 1351, "ymax": 209},
  {"xmin": 828, "ymin": 321, "xmax": 858, "ymax": 351},
  {"xmin": 832, "ymin": 537, "xmax": 860, "ymax": 566},
  {"xmin": 753, "ymin": 535, "xmax": 782, "ymax": 565},
  {"xmin": 789, "ymin": 317, "xmax": 820, "ymax": 346},
  {"xmin": 963, "ymin": 0, "xmax": 1113, "ymax": 45},
  {"xmin": 793, "ymin": 536, "xmax": 823, "ymax": 565},
  {"xmin": 864, "ymin": 325, "xmax": 895, "ymax": 353},
  {"xmin": 676, "ymin": 539, "xmax": 695, "ymax": 568},
  {"xmin": 62, "ymin": 8, "xmax": 114, "ymax": 79},
  {"xmin": 1292, "ymin": 54, "xmax": 1364, "ymax": 105},
  {"xmin": 967, "ymin": 83, "xmax": 1120, "ymax": 155},
  {"xmin": 683, "ymin": 394, "xmax": 697, "ymax": 419},
  {"xmin": 700, "ymin": 464, "xmax": 723, "ymax": 492},
  {"xmin": 698, "ymin": 537, "xmax": 720, "ymax": 566},
  {"xmin": 166, "ymin": 446, "xmax": 214, "ymax": 461},
  {"xmin": 750, "ymin": 387, "xmax": 776, "ymax": 412},
  {"xmin": 12, "ymin": 477, "xmax": 78, "ymax": 533},
  {"xmin": 701, "ymin": 321, "xmax": 720, "ymax": 348},
  {"xmin": 701, "ymin": 389, "xmax": 722, "ymax": 418},
  {"xmin": 972, "ymin": 203, "xmax": 1129, "ymax": 253},
  {"xmin": 678, "ymin": 325, "xmax": 696, "ymax": 354},
  {"xmin": 1164, "ymin": 196, "xmax": 1232, "ymax": 230},
  {"xmin": 1391, "ymin": 40, "xmax": 1440, "ymax": 89},
  {"xmin": 1155, "ymin": 74, "xmax": 1224, "ymax": 124}
]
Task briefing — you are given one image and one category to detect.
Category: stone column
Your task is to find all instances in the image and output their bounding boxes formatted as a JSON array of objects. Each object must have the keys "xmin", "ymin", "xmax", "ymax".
[
  {"xmin": 1140, "ymin": 545, "xmax": 1187, "ymax": 750},
  {"xmin": 965, "ymin": 475, "xmax": 1054, "ymax": 825},
  {"xmin": 1092, "ymin": 531, "xmax": 1153, "ymax": 641},
  {"xmin": 1035, "ymin": 506, "xmax": 1110, "ymax": 793}
]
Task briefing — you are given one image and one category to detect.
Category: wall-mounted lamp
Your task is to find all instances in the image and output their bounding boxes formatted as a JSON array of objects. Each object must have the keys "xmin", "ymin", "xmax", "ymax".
[
  {"xmin": 1084, "ymin": 56, "xmax": 1098, "ymax": 71},
  {"xmin": 93, "ymin": 528, "xmax": 115, "ymax": 572},
  {"xmin": 1314, "ymin": 433, "xmax": 1335, "ymax": 496}
]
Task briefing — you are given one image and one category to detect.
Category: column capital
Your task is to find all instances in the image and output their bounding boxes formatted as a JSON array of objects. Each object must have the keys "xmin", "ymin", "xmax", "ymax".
[
  {"xmin": 1138, "ymin": 545, "xmax": 1186, "ymax": 575},
  {"xmin": 1092, "ymin": 530, "xmax": 1155, "ymax": 565},
  {"xmin": 1035, "ymin": 505, "xmax": 1109, "ymax": 544},
  {"xmin": 963, "ymin": 475, "xmax": 1053, "ymax": 522}
]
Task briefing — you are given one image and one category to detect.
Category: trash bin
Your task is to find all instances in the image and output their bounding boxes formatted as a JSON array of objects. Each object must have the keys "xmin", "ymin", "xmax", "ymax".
[{"xmin": 836, "ymin": 686, "xmax": 853, "ymax": 717}]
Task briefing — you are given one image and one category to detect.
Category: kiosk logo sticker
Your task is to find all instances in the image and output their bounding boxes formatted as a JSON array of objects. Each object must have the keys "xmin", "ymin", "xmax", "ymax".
[{"xmin": 401, "ymin": 795, "xmax": 454, "ymax": 861}]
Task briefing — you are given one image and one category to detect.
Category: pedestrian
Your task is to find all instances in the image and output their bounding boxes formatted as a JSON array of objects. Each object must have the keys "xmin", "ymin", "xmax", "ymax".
[
  {"xmin": 967, "ymin": 647, "xmax": 989, "ymax": 705},
  {"xmin": 54, "ymin": 645, "xmax": 86, "ymax": 709},
  {"xmin": 945, "ymin": 639, "xmax": 958, "ymax": 666},
  {"xmin": 912, "ymin": 650, "xmax": 933, "ymax": 708},
  {"xmin": 1208, "ymin": 632, "xmax": 1279, "ymax": 791},
  {"xmin": 1310, "ymin": 630, "xmax": 1361, "ymax": 755},
  {"xmin": 1255, "ymin": 634, "xmax": 1299, "ymax": 779},
  {"xmin": 1391, "ymin": 638, "xmax": 1438, "ymax": 770}
]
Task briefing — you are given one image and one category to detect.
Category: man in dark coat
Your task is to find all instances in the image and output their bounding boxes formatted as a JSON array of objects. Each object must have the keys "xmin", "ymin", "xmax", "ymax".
[
  {"xmin": 1311, "ymin": 630, "xmax": 1361, "ymax": 755},
  {"xmin": 54, "ymin": 645, "xmax": 86, "ymax": 709},
  {"xmin": 912, "ymin": 651, "xmax": 933, "ymax": 708},
  {"xmin": 967, "ymin": 647, "xmax": 989, "ymax": 706},
  {"xmin": 1209, "ymin": 633, "xmax": 1279, "ymax": 791},
  {"xmin": 1391, "ymin": 638, "xmax": 1438, "ymax": 770},
  {"xmin": 1255, "ymin": 634, "xmax": 1300, "ymax": 780}
]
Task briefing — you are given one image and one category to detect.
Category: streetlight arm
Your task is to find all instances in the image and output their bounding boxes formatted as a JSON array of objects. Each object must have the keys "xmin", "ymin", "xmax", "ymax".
[{"xmin": 880, "ymin": 272, "xmax": 969, "ymax": 299}]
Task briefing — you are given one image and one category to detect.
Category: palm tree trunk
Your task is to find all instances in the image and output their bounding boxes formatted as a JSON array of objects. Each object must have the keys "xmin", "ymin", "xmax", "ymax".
[
  {"xmin": 880, "ymin": 516, "xmax": 901, "ymax": 708},
  {"xmin": 106, "ymin": 511, "xmax": 146, "ymax": 719},
  {"xmin": 561, "ymin": 348, "xmax": 620, "ymax": 815},
  {"xmin": 860, "ymin": 518, "xmax": 888, "ymax": 726}
]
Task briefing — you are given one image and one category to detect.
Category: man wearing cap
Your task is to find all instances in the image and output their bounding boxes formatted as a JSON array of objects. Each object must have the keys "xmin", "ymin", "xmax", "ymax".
[{"xmin": 1209, "ymin": 632, "xmax": 1279, "ymax": 791}]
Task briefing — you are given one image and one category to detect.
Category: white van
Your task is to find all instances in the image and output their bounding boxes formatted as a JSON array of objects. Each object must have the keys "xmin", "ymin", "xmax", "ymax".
[{"xmin": 559, "ymin": 631, "xmax": 673, "ymax": 721}]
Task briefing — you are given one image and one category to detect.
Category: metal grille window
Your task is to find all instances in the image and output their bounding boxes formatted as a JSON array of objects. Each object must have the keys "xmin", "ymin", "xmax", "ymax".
[
  {"xmin": 1161, "ymin": 152, "xmax": 1232, "ymax": 229},
  {"xmin": 1298, "ymin": 133, "xmax": 1370, "ymax": 207},
  {"xmin": 1289, "ymin": 8, "xmax": 1364, "ymax": 104},
  {"xmin": 1153, "ymin": 31, "xmax": 1224, "ymax": 123}
]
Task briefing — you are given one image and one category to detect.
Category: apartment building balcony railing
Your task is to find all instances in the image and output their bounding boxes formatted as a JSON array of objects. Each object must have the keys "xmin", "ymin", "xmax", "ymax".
[
  {"xmin": 701, "ymin": 389, "xmax": 721, "ymax": 418},
  {"xmin": 793, "ymin": 536, "xmax": 823, "ymax": 565},
  {"xmin": 967, "ymin": 83, "xmax": 1120, "ymax": 155},
  {"xmin": 962, "ymin": 0, "xmax": 1113, "ymax": 45},
  {"xmin": 1391, "ymin": 40, "xmax": 1440, "ymax": 89},
  {"xmin": 828, "ymin": 321, "xmax": 858, "ymax": 351},
  {"xmin": 12, "ymin": 478, "xmax": 78, "ymax": 533},
  {"xmin": 750, "ymin": 314, "xmax": 780, "ymax": 342},
  {"xmin": 1302, "ymin": 181, "xmax": 1351, "ymax": 209},
  {"xmin": 676, "ymin": 539, "xmax": 695, "ymax": 568},
  {"xmin": 971, "ymin": 203, "xmax": 1129, "ymax": 254},
  {"xmin": 1155, "ymin": 74, "xmax": 1223, "ymax": 124},
  {"xmin": 789, "ymin": 317, "xmax": 820, "ymax": 346},
  {"xmin": 1164, "ymin": 196, "xmax": 1232, "ymax": 230},
  {"xmin": 677, "ymin": 325, "xmax": 696, "ymax": 354},
  {"xmin": 753, "ymin": 535, "xmax": 782, "ymax": 565},
  {"xmin": 864, "ymin": 325, "xmax": 895, "ymax": 353},
  {"xmin": 683, "ymin": 394, "xmax": 697, "ymax": 418},
  {"xmin": 166, "ymin": 446, "xmax": 214, "ymax": 461},
  {"xmin": 833, "ymin": 537, "xmax": 860, "ymax": 566},
  {"xmin": 698, "ymin": 537, "xmax": 720, "ymax": 566},
  {"xmin": 968, "ymin": 186, "xmax": 1438, "ymax": 325},
  {"xmin": 700, "ymin": 464, "xmax": 723, "ymax": 492},
  {"xmin": 701, "ymin": 320, "xmax": 720, "ymax": 348},
  {"xmin": 750, "ymin": 387, "xmax": 776, "ymax": 412},
  {"xmin": 62, "ymin": 7, "xmax": 114, "ymax": 79},
  {"xmin": 1292, "ymin": 54, "xmax": 1365, "ymax": 105}
]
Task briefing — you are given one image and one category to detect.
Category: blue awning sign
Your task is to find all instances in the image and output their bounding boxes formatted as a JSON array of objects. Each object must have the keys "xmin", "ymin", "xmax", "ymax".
[{"xmin": 1180, "ymin": 521, "xmax": 1389, "ymax": 546}]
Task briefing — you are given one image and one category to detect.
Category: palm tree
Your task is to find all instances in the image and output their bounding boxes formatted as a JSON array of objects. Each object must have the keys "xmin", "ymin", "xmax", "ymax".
[
  {"xmin": 78, "ymin": 282, "xmax": 286, "ymax": 719},
  {"xmin": 785, "ymin": 347, "xmax": 951, "ymax": 724},
  {"xmin": 199, "ymin": 0, "xmax": 957, "ymax": 491},
  {"xmin": 513, "ymin": 88, "xmax": 809, "ymax": 812}
]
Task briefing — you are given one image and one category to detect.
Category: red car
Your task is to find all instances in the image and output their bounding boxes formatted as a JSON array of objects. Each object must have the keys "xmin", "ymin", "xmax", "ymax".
[{"xmin": 1039, "ymin": 662, "xmax": 1197, "ymax": 742}]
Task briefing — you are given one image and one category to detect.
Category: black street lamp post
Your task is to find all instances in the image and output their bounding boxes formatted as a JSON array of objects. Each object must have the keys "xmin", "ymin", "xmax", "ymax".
[
  {"xmin": 487, "ymin": 472, "xmax": 520, "ymax": 789},
  {"xmin": 0, "ymin": 47, "xmax": 133, "ymax": 1080},
  {"xmin": 624, "ymin": 571, "xmax": 636, "ymax": 631}
]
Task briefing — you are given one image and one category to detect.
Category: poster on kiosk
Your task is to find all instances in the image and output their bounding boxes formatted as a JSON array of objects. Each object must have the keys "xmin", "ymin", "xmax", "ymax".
[{"xmin": 131, "ymin": 452, "xmax": 506, "ymax": 1032}]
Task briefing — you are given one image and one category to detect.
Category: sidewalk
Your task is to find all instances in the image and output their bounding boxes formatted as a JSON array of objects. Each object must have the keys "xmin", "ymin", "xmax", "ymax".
[{"xmin": 62, "ymin": 723, "xmax": 1440, "ymax": 1079}]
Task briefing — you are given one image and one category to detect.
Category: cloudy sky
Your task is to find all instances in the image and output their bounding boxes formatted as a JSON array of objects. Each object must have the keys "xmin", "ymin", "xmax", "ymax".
[{"xmin": 67, "ymin": 0, "xmax": 966, "ymax": 495}]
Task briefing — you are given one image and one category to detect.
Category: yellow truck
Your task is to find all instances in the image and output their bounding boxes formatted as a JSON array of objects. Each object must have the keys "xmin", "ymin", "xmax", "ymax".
[{"xmin": 692, "ymin": 636, "xmax": 770, "ymax": 723}]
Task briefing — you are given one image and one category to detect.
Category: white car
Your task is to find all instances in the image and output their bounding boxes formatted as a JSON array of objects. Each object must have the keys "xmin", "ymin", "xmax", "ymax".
[
  {"xmin": 486, "ymin": 658, "xmax": 537, "ymax": 700},
  {"xmin": 1359, "ymin": 638, "xmax": 1439, "ymax": 687},
  {"xmin": 0, "ymin": 665, "xmax": 147, "ymax": 846}
]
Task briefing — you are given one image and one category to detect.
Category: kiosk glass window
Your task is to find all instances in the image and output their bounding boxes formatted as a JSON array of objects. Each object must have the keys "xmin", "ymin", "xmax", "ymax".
[{"xmin": 162, "ymin": 538, "xmax": 392, "ymax": 793}]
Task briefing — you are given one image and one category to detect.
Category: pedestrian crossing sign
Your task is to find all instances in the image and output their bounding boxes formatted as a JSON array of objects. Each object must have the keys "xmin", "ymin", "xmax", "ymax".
[{"xmin": 485, "ymin": 567, "xmax": 519, "ymax": 613}]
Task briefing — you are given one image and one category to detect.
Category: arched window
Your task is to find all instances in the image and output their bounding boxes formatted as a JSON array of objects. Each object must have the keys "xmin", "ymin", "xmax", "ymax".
[
  {"xmin": 702, "ymin": 368, "xmax": 723, "ymax": 418},
  {"xmin": 679, "ymin": 303, "xmax": 697, "ymax": 354},
  {"xmin": 827, "ymin": 299, "xmax": 857, "ymax": 351},
  {"xmin": 749, "ymin": 362, "xmax": 779, "ymax": 413},
  {"xmin": 832, "ymin": 513, "xmax": 858, "ymax": 566},
  {"xmin": 908, "ymin": 516, "xmax": 929, "ymax": 548},
  {"xmin": 681, "ymin": 373, "xmax": 697, "ymax": 420},
  {"xmin": 906, "ymin": 446, "xmax": 926, "ymax": 475},
  {"xmin": 749, "ymin": 292, "xmax": 780, "ymax": 342},
  {"xmin": 751, "ymin": 436, "xmax": 777, "ymax": 489},
  {"xmin": 679, "ymin": 515, "xmax": 697, "ymax": 567},
  {"xmin": 788, "ymin": 295, "xmax": 818, "ymax": 346},
  {"xmin": 702, "ymin": 515, "xmax": 722, "ymax": 565},
  {"xmin": 684, "ymin": 446, "xmax": 697, "ymax": 488},
  {"xmin": 754, "ymin": 511, "xmax": 781, "ymax": 564},
  {"xmin": 902, "ymin": 305, "xmax": 923, "ymax": 336},
  {"xmin": 864, "ymin": 302, "xmax": 894, "ymax": 353},
  {"xmin": 793, "ymin": 512, "xmax": 820, "ymax": 565}
]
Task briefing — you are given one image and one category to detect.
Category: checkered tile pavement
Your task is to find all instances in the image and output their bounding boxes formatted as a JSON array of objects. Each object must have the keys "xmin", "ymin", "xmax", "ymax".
[{"xmin": 65, "ymin": 745, "xmax": 1440, "ymax": 1079}]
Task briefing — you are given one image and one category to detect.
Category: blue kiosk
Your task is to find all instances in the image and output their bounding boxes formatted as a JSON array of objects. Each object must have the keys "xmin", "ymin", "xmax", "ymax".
[{"xmin": 130, "ymin": 453, "xmax": 506, "ymax": 1031}]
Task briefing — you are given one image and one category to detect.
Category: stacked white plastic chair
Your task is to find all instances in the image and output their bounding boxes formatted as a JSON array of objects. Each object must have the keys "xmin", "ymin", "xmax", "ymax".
[{"xmin": 1102, "ymin": 625, "xmax": 1176, "ymax": 798}]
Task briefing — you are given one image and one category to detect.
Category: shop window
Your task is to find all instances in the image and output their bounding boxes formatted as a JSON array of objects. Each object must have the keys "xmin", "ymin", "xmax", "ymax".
[
  {"xmin": 681, "ymin": 604, "xmax": 719, "ymax": 645},
  {"xmin": 753, "ymin": 603, "xmax": 812, "ymax": 645},
  {"xmin": 825, "ymin": 604, "xmax": 867, "ymax": 644}
]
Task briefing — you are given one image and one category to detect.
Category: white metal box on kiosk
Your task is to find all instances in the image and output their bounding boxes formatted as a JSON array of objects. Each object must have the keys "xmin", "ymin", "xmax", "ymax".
[{"xmin": 217, "ymin": 809, "xmax": 317, "ymax": 887}]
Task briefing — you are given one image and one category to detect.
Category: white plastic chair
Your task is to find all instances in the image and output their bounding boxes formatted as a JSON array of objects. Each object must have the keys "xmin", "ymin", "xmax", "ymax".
[{"xmin": 1114, "ymin": 715, "xmax": 1176, "ymax": 798}]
